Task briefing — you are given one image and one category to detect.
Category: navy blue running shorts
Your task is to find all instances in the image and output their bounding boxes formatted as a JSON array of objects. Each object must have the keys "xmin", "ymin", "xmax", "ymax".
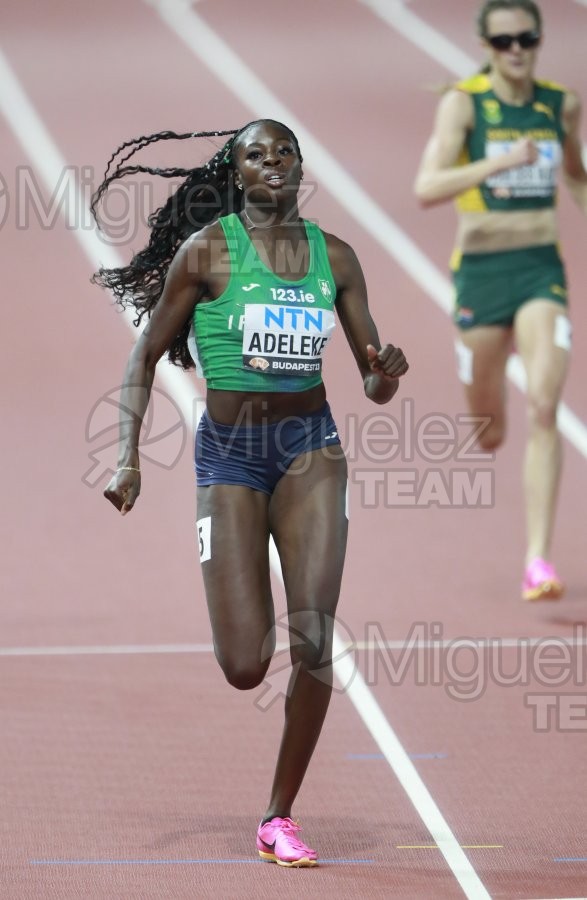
[{"xmin": 195, "ymin": 402, "xmax": 342, "ymax": 495}]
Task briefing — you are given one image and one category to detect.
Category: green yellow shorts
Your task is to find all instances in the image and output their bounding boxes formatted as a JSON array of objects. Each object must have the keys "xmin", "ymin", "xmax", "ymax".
[{"xmin": 452, "ymin": 244, "xmax": 568, "ymax": 330}]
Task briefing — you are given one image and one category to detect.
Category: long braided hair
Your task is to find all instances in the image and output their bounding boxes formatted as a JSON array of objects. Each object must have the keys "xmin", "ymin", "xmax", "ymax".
[{"xmin": 91, "ymin": 120, "xmax": 302, "ymax": 369}]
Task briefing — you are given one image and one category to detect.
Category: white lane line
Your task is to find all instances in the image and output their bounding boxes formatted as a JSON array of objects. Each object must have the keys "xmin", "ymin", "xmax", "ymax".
[
  {"xmin": 332, "ymin": 641, "xmax": 493, "ymax": 898},
  {"xmin": 359, "ymin": 0, "xmax": 475, "ymax": 78},
  {"xmin": 1, "ymin": 41, "xmax": 490, "ymax": 900},
  {"xmin": 0, "ymin": 58, "xmax": 198, "ymax": 430},
  {"xmin": 1, "ymin": 636, "xmax": 586, "ymax": 657},
  {"xmin": 147, "ymin": 0, "xmax": 587, "ymax": 464},
  {"xmin": 0, "ymin": 643, "xmax": 216, "ymax": 657}
]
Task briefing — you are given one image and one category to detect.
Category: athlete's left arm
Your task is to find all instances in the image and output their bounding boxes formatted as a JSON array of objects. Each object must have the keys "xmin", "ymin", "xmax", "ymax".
[
  {"xmin": 325, "ymin": 233, "xmax": 409, "ymax": 404},
  {"xmin": 562, "ymin": 90, "xmax": 587, "ymax": 215}
]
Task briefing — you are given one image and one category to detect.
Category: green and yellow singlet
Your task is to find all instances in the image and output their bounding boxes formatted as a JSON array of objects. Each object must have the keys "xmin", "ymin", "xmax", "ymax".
[
  {"xmin": 455, "ymin": 74, "xmax": 567, "ymax": 212},
  {"xmin": 189, "ymin": 214, "xmax": 337, "ymax": 392}
]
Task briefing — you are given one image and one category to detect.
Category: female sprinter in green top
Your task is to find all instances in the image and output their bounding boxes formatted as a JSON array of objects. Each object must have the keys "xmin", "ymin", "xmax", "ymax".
[
  {"xmin": 414, "ymin": 0, "xmax": 587, "ymax": 601},
  {"xmin": 91, "ymin": 119, "xmax": 409, "ymax": 866}
]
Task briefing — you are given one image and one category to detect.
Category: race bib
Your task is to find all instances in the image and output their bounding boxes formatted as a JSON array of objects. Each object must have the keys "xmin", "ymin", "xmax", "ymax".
[
  {"xmin": 242, "ymin": 304, "xmax": 336, "ymax": 375},
  {"xmin": 485, "ymin": 140, "xmax": 561, "ymax": 198}
]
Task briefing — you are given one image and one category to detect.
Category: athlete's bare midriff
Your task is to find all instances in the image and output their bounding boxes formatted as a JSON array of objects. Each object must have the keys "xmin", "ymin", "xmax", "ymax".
[
  {"xmin": 205, "ymin": 383, "xmax": 328, "ymax": 425},
  {"xmin": 456, "ymin": 208, "xmax": 559, "ymax": 254}
]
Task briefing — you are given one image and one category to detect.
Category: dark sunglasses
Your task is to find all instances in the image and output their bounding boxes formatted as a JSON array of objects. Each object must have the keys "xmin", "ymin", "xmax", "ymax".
[{"xmin": 486, "ymin": 30, "xmax": 541, "ymax": 51}]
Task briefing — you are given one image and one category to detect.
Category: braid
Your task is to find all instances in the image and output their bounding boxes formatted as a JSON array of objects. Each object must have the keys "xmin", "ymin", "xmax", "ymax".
[
  {"xmin": 91, "ymin": 129, "xmax": 239, "ymax": 223},
  {"xmin": 90, "ymin": 121, "xmax": 302, "ymax": 370},
  {"xmin": 91, "ymin": 129, "xmax": 241, "ymax": 369},
  {"xmin": 102, "ymin": 130, "xmax": 208, "ymax": 179}
]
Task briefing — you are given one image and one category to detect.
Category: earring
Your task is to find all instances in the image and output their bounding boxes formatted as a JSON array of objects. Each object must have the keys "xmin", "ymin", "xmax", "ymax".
[{"xmin": 237, "ymin": 184, "xmax": 243, "ymax": 191}]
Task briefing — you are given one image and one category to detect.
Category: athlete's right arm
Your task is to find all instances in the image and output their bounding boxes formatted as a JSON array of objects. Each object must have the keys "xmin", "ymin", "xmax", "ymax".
[
  {"xmin": 413, "ymin": 89, "xmax": 538, "ymax": 207},
  {"xmin": 103, "ymin": 230, "xmax": 213, "ymax": 515}
]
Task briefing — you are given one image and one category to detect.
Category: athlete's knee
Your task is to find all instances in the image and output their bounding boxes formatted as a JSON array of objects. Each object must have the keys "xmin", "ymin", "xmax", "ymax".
[
  {"xmin": 477, "ymin": 418, "xmax": 505, "ymax": 452},
  {"xmin": 527, "ymin": 395, "xmax": 558, "ymax": 431},
  {"xmin": 217, "ymin": 654, "xmax": 270, "ymax": 691},
  {"xmin": 467, "ymin": 392, "xmax": 506, "ymax": 451},
  {"xmin": 479, "ymin": 430, "xmax": 504, "ymax": 452},
  {"xmin": 288, "ymin": 610, "xmax": 335, "ymax": 673}
]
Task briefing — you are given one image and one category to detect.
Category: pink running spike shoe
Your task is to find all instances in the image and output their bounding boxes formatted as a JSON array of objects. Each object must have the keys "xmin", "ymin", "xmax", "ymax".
[
  {"xmin": 256, "ymin": 817, "xmax": 318, "ymax": 867},
  {"xmin": 522, "ymin": 557, "xmax": 564, "ymax": 601}
]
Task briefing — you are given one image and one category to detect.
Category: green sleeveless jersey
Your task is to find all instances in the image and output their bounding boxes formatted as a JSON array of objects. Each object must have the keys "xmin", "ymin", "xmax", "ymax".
[
  {"xmin": 455, "ymin": 74, "xmax": 566, "ymax": 212},
  {"xmin": 189, "ymin": 214, "xmax": 337, "ymax": 392}
]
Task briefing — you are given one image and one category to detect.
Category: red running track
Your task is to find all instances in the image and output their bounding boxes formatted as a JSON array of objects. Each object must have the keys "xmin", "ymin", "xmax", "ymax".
[{"xmin": 1, "ymin": 1, "xmax": 587, "ymax": 897}]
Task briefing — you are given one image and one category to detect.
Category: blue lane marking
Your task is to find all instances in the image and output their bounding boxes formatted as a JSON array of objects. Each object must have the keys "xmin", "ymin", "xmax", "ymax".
[
  {"xmin": 347, "ymin": 753, "xmax": 385, "ymax": 760},
  {"xmin": 30, "ymin": 858, "xmax": 375, "ymax": 866},
  {"xmin": 410, "ymin": 753, "xmax": 448, "ymax": 760},
  {"xmin": 346, "ymin": 752, "xmax": 447, "ymax": 760},
  {"xmin": 553, "ymin": 857, "xmax": 587, "ymax": 862}
]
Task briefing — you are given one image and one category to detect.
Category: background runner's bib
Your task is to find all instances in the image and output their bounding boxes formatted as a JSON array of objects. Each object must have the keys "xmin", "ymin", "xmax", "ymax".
[
  {"xmin": 190, "ymin": 214, "xmax": 337, "ymax": 392},
  {"xmin": 484, "ymin": 139, "xmax": 562, "ymax": 198},
  {"xmin": 454, "ymin": 75, "xmax": 566, "ymax": 212}
]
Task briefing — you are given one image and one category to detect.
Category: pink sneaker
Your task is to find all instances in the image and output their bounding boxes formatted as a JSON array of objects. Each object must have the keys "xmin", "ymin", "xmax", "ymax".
[
  {"xmin": 256, "ymin": 817, "xmax": 318, "ymax": 867},
  {"xmin": 522, "ymin": 557, "xmax": 564, "ymax": 601}
]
